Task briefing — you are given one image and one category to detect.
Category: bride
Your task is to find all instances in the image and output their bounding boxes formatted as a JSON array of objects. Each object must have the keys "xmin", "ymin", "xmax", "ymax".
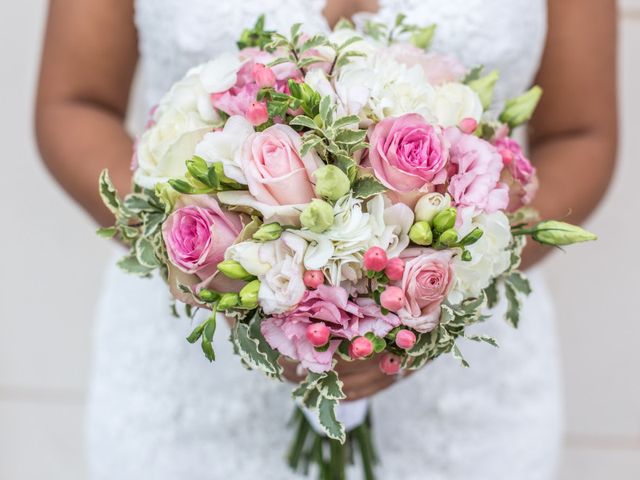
[{"xmin": 35, "ymin": 0, "xmax": 616, "ymax": 478}]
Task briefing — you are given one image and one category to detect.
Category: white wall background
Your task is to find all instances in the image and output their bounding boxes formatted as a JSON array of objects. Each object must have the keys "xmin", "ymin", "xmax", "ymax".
[{"xmin": 0, "ymin": 1, "xmax": 638, "ymax": 478}]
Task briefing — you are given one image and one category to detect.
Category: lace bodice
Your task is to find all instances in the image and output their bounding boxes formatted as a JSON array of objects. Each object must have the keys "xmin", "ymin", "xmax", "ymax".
[
  {"xmin": 87, "ymin": 2, "xmax": 562, "ymax": 479},
  {"xmin": 134, "ymin": 0, "xmax": 547, "ymax": 111}
]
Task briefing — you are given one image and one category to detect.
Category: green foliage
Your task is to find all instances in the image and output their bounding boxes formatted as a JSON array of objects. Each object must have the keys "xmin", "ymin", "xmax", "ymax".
[
  {"xmin": 363, "ymin": 14, "xmax": 436, "ymax": 49},
  {"xmin": 236, "ymin": 15, "xmax": 275, "ymax": 50},
  {"xmin": 231, "ymin": 312, "xmax": 283, "ymax": 379},
  {"xmin": 352, "ymin": 176, "xmax": 387, "ymax": 199}
]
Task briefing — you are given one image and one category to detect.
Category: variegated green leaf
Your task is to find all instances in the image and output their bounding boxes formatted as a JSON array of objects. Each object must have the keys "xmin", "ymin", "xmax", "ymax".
[
  {"xmin": 317, "ymin": 371, "xmax": 346, "ymax": 401},
  {"xmin": 317, "ymin": 397, "xmax": 345, "ymax": 442}
]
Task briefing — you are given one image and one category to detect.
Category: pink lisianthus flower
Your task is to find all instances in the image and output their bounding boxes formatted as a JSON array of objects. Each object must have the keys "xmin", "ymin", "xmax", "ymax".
[
  {"xmin": 494, "ymin": 137, "xmax": 539, "ymax": 211},
  {"xmin": 367, "ymin": 113, "xmax": 449, "ymax": 193},
  {"xmin": 261, "ymin": 285, "xmax": 399, "ymax": 373},
  {"xmin": 385, "ymin": 44, "xmax": 466, "ymax": 86},
  {"xmin": 445, "ymin": 127, "xmax": 509, "ymax": 213},
  {"xmin": 162, "ymin": 195, "xmax": 242, "ymax": 280},
  {"xmin": 396, "ymin": 248, "xmax": 455, "ymax": 333}
]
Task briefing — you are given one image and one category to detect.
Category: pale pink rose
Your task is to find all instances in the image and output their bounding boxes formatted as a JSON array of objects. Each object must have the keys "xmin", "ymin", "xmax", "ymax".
[
  {"xmin": 446, "ymin": 127, "xmax": 509, "ymax": 213},
  {"xmin": 494, "ymin": 137, "xmax": 539, "ymax": 212},
  {"xmin": 162, "ymin": 195, "xmax": 242, "ymax": 280},
  {"xmin": 240, "ymin": 124, "xmax": 323, "ymax": 205},
  {"xmin": 261, "ymin": 285, "xmax": 399, "ymax": 373},
  {"xmin": 368, "ymin": 113, "xmax": 449, "ymax": 193},
  {"xmin": 396, "ymin": 248, "xmax": 455, "ymax": 333},
  {"xmin": 385, "ymin": 44, "xmax": 466, "ymax": 85}
]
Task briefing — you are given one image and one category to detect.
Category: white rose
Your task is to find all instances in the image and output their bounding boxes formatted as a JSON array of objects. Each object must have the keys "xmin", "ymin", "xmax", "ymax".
[
  {"xmin": 414, "ymin": 193, "xmax": 451, "ymax": 223},
  {"xmin": 429, "ymin": 83, "xmax": 483, "ymax": 128},
  {"xmin": 448, "ymin": 208, "xmax": 512, "ymax": 304},
  {"xmin": 133, "ymin": 107, "xmax": 212, "ymax": 189},
  {"xmin": 194, "ymin": 115, "xmax": 254, "ymax": 184}
]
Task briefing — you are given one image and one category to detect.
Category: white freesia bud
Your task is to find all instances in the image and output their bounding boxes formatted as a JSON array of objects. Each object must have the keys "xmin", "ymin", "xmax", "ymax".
[{"xmin": 414, "ymin": 193, "xmax": 451, "ymax": 223}]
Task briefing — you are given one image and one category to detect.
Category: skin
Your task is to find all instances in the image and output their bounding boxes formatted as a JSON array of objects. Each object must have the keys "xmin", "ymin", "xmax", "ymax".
[{"xmin": 36, "ymin": 0, "xmax": 617, "ymax": 400}]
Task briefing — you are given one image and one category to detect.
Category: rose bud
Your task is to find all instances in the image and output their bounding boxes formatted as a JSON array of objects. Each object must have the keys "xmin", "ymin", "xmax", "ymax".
[
  {"xmin": 253, "ymin": 222, "xmax": 284, "ymax": 242},
  {"xmin": 246, "ymin": 101, "xmax": 269, "ymax": 126},
  {"xmin": 303, "ymin": 270, "xmax": 324, "ymax": 289},
  {"xmin": 438, "ymin": 228, "xmax": 459, "ymax": 247},
  {"xmin": 379, "ymin": 353, "xmax": 402, "ymax": 375},
  {"xmin": 313, "ymin": 165, "xmax": 351, "ymax": 201},
  {"xmin": 306, "ymin": 322, "xmax": 330, "ymax": 347},
  {"xmin": 414, "ymin": 192, "xmax": 451, "ymax": 223},
  {"xmin": 458, "ymin": 117, "xmax": 479, "ymax": 134},
  {"xmin": 395, "ymin": 329, "xmax": 417, "ymax": 350},
  {"xmin": 252, "ymin": 63, "xmax": 276, "ymax": 88},
  {"xmin": 432, "ymin": 208, "xmax": 457, "ymax": 233},
  {"xmin": 384, "ymin": 257, "xmax": 405, "ymax": 281},
  {"xmin": 300, "ymin": 199, "xmax": 335, "ymax": 233},
  {"xmin": 380, "ymin": 286, "xmax": 405, "ymax": 312},
  {"xmin": 349, "ymin": 337, "xmax": 374, "ymax": 359},
  {"xmin": 363, "ymin": 246, "xmax": 388, "ymax": 272},
  {"xmin": 239, "ymin": 280, "xmax": 261, "ymax": 309},
  {"xmin": 217, "ymin": 260, "xmax": 253, "ymax": 280},
  {"xmin": 409, "ymin": 221, "xmax": 433, "ymax": 246}
]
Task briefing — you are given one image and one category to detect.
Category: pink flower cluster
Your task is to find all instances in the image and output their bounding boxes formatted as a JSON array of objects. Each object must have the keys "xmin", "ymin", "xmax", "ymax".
[
  {"xmin": 211, "ymin": 48, "xmax": 301, "ymax": 126},
  {"xmin": 261, "ymin": 285, "xmax": 399, "ymax": 373}
]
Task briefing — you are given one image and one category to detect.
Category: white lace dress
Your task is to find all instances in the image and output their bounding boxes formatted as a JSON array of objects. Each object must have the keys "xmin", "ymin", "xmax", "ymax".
[{"xmin": 87, "ymin": 1, "xmax": 563, "ymax": 479}]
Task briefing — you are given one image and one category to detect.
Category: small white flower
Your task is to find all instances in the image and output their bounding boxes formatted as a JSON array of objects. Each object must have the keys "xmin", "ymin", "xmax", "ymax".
[
  {"xmin": 198, "ymin": 53, "xmax": 245, "ymax": 94},
  {"xmin": 194, "ymin": 116, "xmax": 254, "ymax": 185},
  {"xmin": 226, "ymin": 233, "xmax": 308, "ymax": 315},
  {"xmin": 448, "ymin": 208, "xmax": 512, "ymax": 304}
]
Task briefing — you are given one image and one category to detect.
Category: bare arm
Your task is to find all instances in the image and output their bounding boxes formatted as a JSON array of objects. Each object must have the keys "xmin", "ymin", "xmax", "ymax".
[
  {"xmin": 523, "ymin": 0, "xmax": 618, "ymax": 268},
  {"xmin": 35, "ymin": 0, "xmax": 138, "ymax": 226}
]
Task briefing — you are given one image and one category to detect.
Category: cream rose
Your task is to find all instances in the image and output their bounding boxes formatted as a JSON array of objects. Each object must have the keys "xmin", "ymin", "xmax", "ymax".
[{"xmin": 429, "ymin": 83, "xmax": 483, "ymax": 128}]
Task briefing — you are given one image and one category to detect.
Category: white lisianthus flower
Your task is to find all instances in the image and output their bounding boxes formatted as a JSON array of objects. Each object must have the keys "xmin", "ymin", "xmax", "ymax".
[
  {"xmin": 198, "ymin": 53, "xmax": 245, "ymax": 94},
  {"xmin": 429, "ymin": 83, "xmax": 483, "ymax": 128},
  {"xmin": 293, "ymin": 194, "xmax": 414, "ymax": 287},
  {"xmin": 448, "ymin": 208, "xmax": 512, "ymax": 304},
  {"xmin": 194, "ymin": 116, "xmax": 254, "ymax": 185},
  {"xmin": 134, "ymin": 108, "xmax": 213, "ymax": 189},
  {"xmin": 335, "ymin": 53, "xmax": 437, "ymax": 124},
  {"xmin": 226, "ymin": 232, "xmax": 308, "ymax": 315}
]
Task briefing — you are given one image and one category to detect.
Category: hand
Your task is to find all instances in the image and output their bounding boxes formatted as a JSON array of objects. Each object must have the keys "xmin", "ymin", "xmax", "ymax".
[{"xmin": 280, "ymin": 355, "xmax": 415, "ymax": 401}]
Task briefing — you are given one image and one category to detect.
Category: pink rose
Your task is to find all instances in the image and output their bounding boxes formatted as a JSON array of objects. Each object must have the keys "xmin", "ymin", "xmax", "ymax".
[
  {"xmin": 494, "ymin": 137, "xmax": 539, "ymax": 212},
  {"xmin": 240, "ymin": 124, "xmax": 323, "ymax": 205},
  {"xmin": 261, "ymin": 285, "xmax": 398, "ymax": 372},
  {"xmin": 162, "ymin": 195, "xmax": 242, "ymax": 280},
  {"xmin": 396, "ymin": 248, "xmax": 455, "ymax": 333},
  {"xmin": 446, "ymin": 128, "xmax": 509, "ymax": 213},
  {"xmin": 386, "ymin": 44, "xmax": 466, "ymax": 85},
  {"xmin": 368, "ymin": 113, "xmax": 449, "ymax": 193}
]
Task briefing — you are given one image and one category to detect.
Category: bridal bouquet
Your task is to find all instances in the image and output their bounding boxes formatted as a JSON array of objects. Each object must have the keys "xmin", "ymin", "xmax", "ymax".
[{"xmin": 99, "ymin": 15, "xmax": 595, "ymax": 479}]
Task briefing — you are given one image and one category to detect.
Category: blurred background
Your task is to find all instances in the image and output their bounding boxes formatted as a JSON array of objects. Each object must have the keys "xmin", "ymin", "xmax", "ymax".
[{"xmin": 1, "ymin": 1, "xmax": 638, "ymax": 478}]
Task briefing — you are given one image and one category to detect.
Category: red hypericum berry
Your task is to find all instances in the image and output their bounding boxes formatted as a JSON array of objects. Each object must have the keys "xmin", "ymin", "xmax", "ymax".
[
  {"xmin": 246, "ymin": 102, "xmax": 269, "ymax": 126},
  {"xmin": 252, "ymin": 63, "xmax": 276, "ymax": 88},
  {"xmin": 395, "ymin": 329, "xmax": 417, "ymax": 350},
  {"xmin": 306, "ymin": 322, "xmax": 330, "ymax": 347},
  {"xmin": 384, "ymin": 257, "xmax": 405, "ymax": 281},
  {"xmin": 380, "ymin": 286, "xmax": 405, "ymax": 312},
  {"xmin": 459, "ymin": 117, "xmax": 478, "ymax": 134},
  {"xmin": 379, "ymin": 353, "xmax": 402, "ymax": 375},
  {"xmin": 303, "ymin": 270, "xmax": 324, "ymax": 289},
  {"xmin": 349, "ymin": 337, "xmax": 374, "ymax": 359},
  {"xmin": 363, "ymin": 246, "xmax": 388, "ymax": 272}
]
